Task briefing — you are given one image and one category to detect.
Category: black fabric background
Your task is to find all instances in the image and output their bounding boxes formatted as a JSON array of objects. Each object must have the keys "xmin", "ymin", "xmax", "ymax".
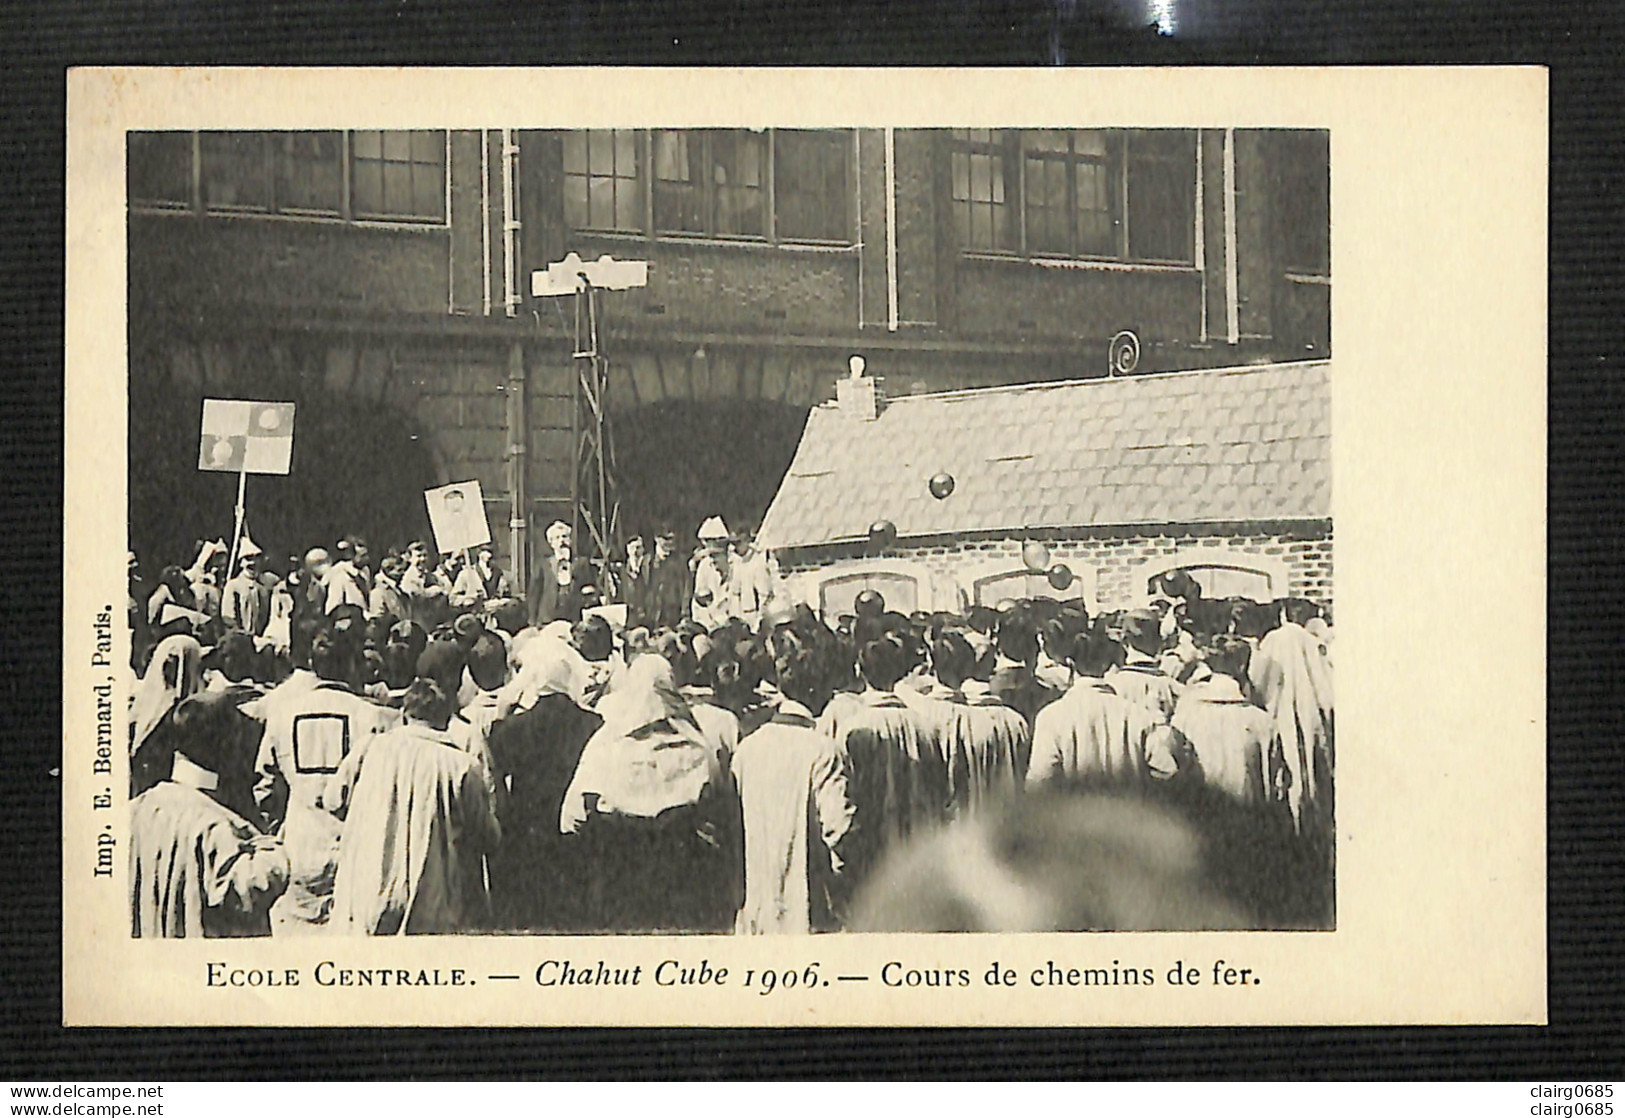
[{"xmin": 3, "ymin": 0, "xmax": 1621, "ymax": 1079}]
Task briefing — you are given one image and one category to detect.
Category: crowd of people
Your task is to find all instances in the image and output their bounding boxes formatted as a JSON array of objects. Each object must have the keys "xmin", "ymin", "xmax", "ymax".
[{"xmin": 126, "ymin": 519, "xmax": 1335, "ymax": 938}]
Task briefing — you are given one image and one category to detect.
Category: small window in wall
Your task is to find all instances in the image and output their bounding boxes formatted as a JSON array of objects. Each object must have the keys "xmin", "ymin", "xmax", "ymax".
[
  {"xmin": 128, "ymin": 132, "xmax": 193, "ymax": 208},
  {"xmin": 272, "ymin": 131, "xmax": 344, "ymax": 215},
  {"xmin": 351, "ymin": 130, "xmax": 446, "ymax": 223},
  {"xmin": 200, "ymin": 131, "xmax": 274, "ymax": 212},
  {"xmin": 564, "ymin": 129, "xmax": 642, "ymax": 233},
  {"xmin": 974, "ymin": 569, "xmax": 1085, "ymax": 607},
  {"xmin": 774, "ymin": 130, "xmax": 850, "ymax": 242},
  {"xmin": 1150, "ymin": 564, "xmax": 1275, "ymax": 602},
  {"xmin": 818, "ymin": 571, "xmax": 918, "ymax": 622}
]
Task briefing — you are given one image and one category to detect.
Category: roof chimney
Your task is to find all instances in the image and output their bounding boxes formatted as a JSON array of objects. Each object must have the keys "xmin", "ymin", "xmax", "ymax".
[{"xmin": 836, "ymin": 354, "xmax": 885, "ymax": 421}]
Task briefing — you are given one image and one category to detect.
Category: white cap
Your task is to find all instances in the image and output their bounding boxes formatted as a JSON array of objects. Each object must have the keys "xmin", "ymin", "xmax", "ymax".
[
  {"xmin": 697, "ymin": 515, "xmax": 730, "ymax": 541},
  {"xmin": 238, "ymin": 534, "xmax": 264, "ymax": 560}
]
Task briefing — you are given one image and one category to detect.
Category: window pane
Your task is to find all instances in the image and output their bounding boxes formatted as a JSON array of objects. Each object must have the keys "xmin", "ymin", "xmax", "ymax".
[
  {"xmin": 351, "ymin": 130, "xmax": 382, "ymax": 159},
  {"xmin": 655, "ymin": 180, "xmax": 703, "ymax": 233},
  {"xmin": 563, "ymin": 132, "xmax": 587, "ymax": 174},
  {"xmin": 128, "ymin": 132, "xmax": 192, "ymax": 206},
  {"xmin": 564, "ymin": 175, "xmax": 589, "ymax": 229},
  {"xmin": 1076, "ymin": 159, "xmax": 1115, "ymax": 255},
  {"xmin": 1025, "ymin": 129, "xmax": 1069, "ymax": 154},
  {"xmin": 614, "ymin": 184, "xmax": 640, "ymax": 232},
  {"xmin": 1127, "ymin": 130, "xmax": 1194, "ymax": 262},
  {"xmin": 951, "ymin": 150, "xmax": 969, "ymax": 200},
  {"xmin": 382, "ymin": 130, "xmax": 411, "ymax": 160},
  {"xmin": 589, "ymin": 130, "xmax": 614, "ymax": 175},
  {"xmin": 615, "ymin": 129, "xmax": 637, "ymax": 171},
  {"xmin": 775, "ymin": 130, "xmax": 849, "ymax": 242},
  {"xmin": 711, "ymin": 130, "xmax": 765, "ymax": 237},
  {"xmin": 970, "ymin": 153, "xmax": 991, "ymax": 202},
  {"xmin": 589, "ymin": 176, "xmax": 614, "ymax": 226},
  {"xmin": 273, "ymin": 131, "xmax": 343, "ymax": 213},
  {"xmin": 412, "ymin": 167, "xmax": 444, "ymax": 221},
  {"xmin": 1072, "ymin": 130, "xmax": 1110, "ymax": 158},
  {"xmin": 410, "ymin": 130, "xmax": 442, "ymax": 162},
  {"xmin": 382, "ymin": 163, "xmax": 412, "ymax": 213},
  {"xmin": 653, "ymin": 130, "xmax": 691, "ymax": 181},
  {"xmin": 353, "ymin": 162, "xmax": 382, "ymax": 215},
  {"xmin": 200, "ymin": 132, "xmax": 270, "ymax": 210}
]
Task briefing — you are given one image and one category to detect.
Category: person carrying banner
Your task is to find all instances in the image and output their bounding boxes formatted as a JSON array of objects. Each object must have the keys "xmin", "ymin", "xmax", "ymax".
[{"xmin": 221, "ymin": 541, "xmax": 271, "ymax": 636}]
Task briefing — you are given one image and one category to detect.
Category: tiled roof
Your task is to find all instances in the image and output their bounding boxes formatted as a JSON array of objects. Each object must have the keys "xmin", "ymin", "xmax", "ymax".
[{"xmin": 758, "ymin": 361, "xmax": 1330, "ymax": 550}]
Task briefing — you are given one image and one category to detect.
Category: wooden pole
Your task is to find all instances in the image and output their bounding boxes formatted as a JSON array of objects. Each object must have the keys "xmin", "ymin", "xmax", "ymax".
[{"xmin": 227, "ymin": 466, "xmax": 247, "ymax": 581}]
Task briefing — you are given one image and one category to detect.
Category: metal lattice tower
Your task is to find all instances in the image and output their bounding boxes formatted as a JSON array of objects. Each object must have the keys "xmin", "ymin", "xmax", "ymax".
[{"xmin": 570, "ymin": 284, "xmax": 619, "ymax": 572}]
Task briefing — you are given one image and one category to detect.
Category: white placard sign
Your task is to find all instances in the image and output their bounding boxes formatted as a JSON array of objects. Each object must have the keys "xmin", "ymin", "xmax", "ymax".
[{"xmin": 424, "ymin": 480, "xmax": 492, "ymax": 555}]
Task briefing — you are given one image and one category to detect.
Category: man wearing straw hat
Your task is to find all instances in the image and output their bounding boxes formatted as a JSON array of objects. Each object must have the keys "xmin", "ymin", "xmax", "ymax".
[{"xmin": 690, "ymin": 516, "xmax": 735, "ymax": 631}]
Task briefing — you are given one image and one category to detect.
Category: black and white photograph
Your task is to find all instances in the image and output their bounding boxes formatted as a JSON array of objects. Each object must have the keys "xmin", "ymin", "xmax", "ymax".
[
  {"xmin": 122, "ymin": 121, "xmax": 1333, "ymax": 939},
  {"xmin": 62, "ymin": 66, "xmax": 1545, "ymax": 1028}
]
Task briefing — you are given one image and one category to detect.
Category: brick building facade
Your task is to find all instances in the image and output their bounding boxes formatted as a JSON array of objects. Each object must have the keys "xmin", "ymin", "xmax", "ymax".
[{"xmin": 127, "ymin": 127, "xmax": 1328, "ymax": 586}]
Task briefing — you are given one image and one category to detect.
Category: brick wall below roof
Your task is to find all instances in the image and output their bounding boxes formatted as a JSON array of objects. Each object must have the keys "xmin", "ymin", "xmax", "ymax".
[{"xmin": 776, "ymin": 525, "xmax": 1333, "ymax": 614}]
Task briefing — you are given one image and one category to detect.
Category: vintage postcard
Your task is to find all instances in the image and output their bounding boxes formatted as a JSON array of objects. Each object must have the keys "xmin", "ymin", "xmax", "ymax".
[{"xmin": 64, "ymin": 66, "xmax": 1545, "ymax": 1026}]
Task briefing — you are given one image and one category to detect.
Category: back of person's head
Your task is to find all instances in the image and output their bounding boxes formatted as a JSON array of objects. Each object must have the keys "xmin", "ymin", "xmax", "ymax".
[
  {"xmin": 1028, "ymin": 597, "xmax": 1063, "ymax": 625},
  {"xmin": 211, "ymin": 631, "xmax": 257, "ymax": 683},
  {"xmin": 1206, "ymin": 635, "xmax": 1252, "ymax": 683},
  {"xmin": 931, "ymin": 631, "xmax": 977, "ymax": 690},
  {"xmin": 1039, "ymin": 616, "xmax": 1076, "ymax": 663},
  {"xmin": 1183, "ymin": 596, "xmax": 1232, "ymax": 641},
  {"xmin": 1122, "ymin": 609, "xmax": 1162, "ymax": 657},
  {"xmin": 852, "ymin": 613, "xmax": 888, "ymax": 648},
  {"xmin": 858, "ymin": 635, "xmax": 910, "ymax": 691},
  {"xmin": 466, "ymin": 631, "xmax": 508, "ymax": 692},
  {"xmin": 309, "ymin": 630, "xmax": 354, "ymax": 684},
  {"xmin": 770, "ymin": 628, "xmax": 826, "ymax": 711},
  {"xmin": 571, "ymin": 615, "xmax": 614, "ymax": 662},
  {"xmin": 382, "ymin": 641, "xmax": 419, "ymax": 691},
  {"xmin": 654, "ymin": 631, "xmax": 700, "ymax": 689},
  {"xmin": 1071, "ymin": 629, "xmax": 1122, "ymax": 678},
  {"xmin": 388, "ymin": 619, "xmax": 429, "ymax": 662},
  {"xmin": 995, "ymin": 612, "xmax": 1039, "ymax": 666},
  {"xmin": 169, "ymin": 692, "xmax": 244, "ymax": 777},
  {"xmin": 1153, "ymin": 569, "xmax": 1201, "ymax": 602},
  {"xmin": 416, "ymin": 639, "xmax": 467, "ymax": 698},
  {"xmin": 489, "ymin": 599, "xmax": 528, "ymax": 637},
  {"xmin": 1281, "ymin": 597, "xmax": 1320, "ymax": 627},
  {"xmin": 965, "ymin": 605, "xmax": 998, "ymax": 636},
  {"xmin": 401, "ymin": 678, "xmax": 452, "ymax": 729},
  {"xmin": 326, "ymin": 605, "xmax": 368, "ymax": 656},
  {"xmin": 449, "ymin": 611, "xmax": 484, "ymax": 650},
  {"xmin": 852, "ymin": 588, "xmax": 886, "ymax": 619}
]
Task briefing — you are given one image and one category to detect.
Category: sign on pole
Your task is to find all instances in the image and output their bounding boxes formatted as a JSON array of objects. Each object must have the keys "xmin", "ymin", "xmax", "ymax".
[
  {"xmin": 425, "ymin": 480, "xmax": 492, "ymax": 556},
  {"xmin": 199, "ymin": 399, "xmax": 296, "ymax": 475},
  {"xmin": 199, "ymin": 399, "xmax": 295, "ymax": 580}
]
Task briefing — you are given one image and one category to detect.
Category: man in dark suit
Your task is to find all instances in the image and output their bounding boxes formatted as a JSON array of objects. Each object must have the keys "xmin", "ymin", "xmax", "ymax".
[
  {"xmin": 642, "ymin": 526, "xmax": 691, "ymax": 632},
  {"xmin": 529, "ymin": 520, "xmax": 593, "ymax": 627}
]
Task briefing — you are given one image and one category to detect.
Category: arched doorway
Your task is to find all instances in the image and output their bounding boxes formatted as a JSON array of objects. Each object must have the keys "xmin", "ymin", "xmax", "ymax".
[
  {"xmin": 610, "ymin": 398, "xmax": 809, "ymax": 542},
  {"xmin": 129, "ymin": 384, "xmax": 439, "ymax": 575}
]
